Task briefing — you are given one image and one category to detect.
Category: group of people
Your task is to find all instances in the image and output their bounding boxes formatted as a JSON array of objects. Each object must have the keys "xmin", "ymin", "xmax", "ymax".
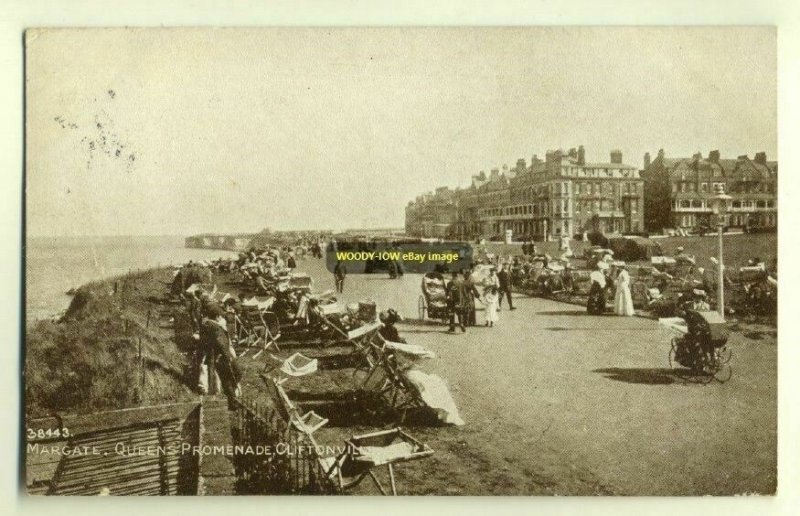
[
  {"xmin": 443, "ymin": 264, "xmax": 515, "ymax": 332},
  {"xmin": 586, "ymin": 258, "xmax": 635, "ymax": 316}
]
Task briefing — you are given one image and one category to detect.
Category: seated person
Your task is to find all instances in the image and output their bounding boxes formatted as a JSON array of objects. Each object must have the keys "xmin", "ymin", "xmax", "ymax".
[{"xmin": 378, "ymin": 309, "xmax": 406, "ymax": 343}]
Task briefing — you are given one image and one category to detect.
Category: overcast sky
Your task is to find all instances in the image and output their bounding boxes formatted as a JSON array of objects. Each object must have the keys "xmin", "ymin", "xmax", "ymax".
[{"xmin": 25, "ymin": 27, "xmax": 776, "ymax": 237}]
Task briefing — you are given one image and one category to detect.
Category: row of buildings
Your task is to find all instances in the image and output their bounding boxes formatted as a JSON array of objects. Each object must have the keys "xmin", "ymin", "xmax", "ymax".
[{"xmin": 405, "ymin": 147, "xmax": 777, "ymax": 240}]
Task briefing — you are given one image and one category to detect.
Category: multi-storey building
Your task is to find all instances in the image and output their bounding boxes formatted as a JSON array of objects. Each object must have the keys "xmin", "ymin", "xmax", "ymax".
[
  {"xmin": 641, "ymin": 150, "xmax": 778, "ymax": 232},
  {"xmin": 404, "ymin": 186, "xmax": 459, "ymax": 238},
  {"xmin": 405, "ymin": 146, "xmax": 645, "ymax": 240}
]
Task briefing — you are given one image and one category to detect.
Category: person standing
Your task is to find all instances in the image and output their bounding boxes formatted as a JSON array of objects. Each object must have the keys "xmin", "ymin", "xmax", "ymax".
[
  {"xmin": 587, "ymin": 262, "xmax": 609, "ymax": 315},
  {"xmin": 446, "ymin": 271, "xmax": 465, "ymax": 333},
  {"xmin": 613, "ymin": 262, "xmax": 635, "ymax": 316},
  {"xmin": 334, "ymin": 259, "xmax": 347, "ymax": 293},
  {"xmin": 496, "ymin": 264, "xmax": 515, "ymax": 310},
  {"xmin": 484, "ymin": 286, "xmax": 499, "ymax": 327},
  {"xmin": 461, "ymin": 269, "xmax": 480, "ymax": 326}
]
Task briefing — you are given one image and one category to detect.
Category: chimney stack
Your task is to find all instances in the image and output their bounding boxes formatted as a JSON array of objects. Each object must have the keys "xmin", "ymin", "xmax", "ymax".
[
  {"xmin": 610, "ymin": 149, "xmax": 622, "ymax": 164},
  {"xmin": 754, "ymin": 152, "xmax": 767, "ymax": 164},
  {"xmin": 692, "ymin": 152, "xmax": 702, "ymax": 161},
  {"xmin": 568, "ymin": 147, "xmax": 578, "ymax": 159},
  {"xmin": 657, "ymin": 149, "xmax": 665, "ymax": 160},
  {"xmin": 516, "ymin": 158, "xmax": 527, "ymax": 172},
  {"xmin": 578, "ymin": 145, "xmax": 586, "ymax": 166},
  {"xmin": 643, "ymin": 152, "xmax": 651, "ymax": 169},
  {"xmin": 737, "ymin": 154, "xmax": 749, "ymax": 161},
  {"xmin": 490, "ymin": 168, "xmax": 500, "ymax": 180},
  {"xmin": 709, "ymin": 150, "xmax": 720, "ymax": 163}
]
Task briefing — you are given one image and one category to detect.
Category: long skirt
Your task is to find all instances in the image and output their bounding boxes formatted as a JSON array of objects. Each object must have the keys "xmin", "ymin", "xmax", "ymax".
[{"xmin": 587, "ymin": 283, "xmax": 606, "ymax": 315}]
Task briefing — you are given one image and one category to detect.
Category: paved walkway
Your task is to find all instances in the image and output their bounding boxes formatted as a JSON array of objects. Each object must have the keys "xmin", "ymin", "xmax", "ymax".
[{"xmin": 258, "ymin": 258, "xmax": 778, "ymax": 494}]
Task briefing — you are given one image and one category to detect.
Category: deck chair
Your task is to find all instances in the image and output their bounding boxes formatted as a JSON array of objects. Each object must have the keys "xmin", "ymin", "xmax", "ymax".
[
  {"xmin": 263, "ymin": 352, "xmax": 319, "ymax": 377},
  {"xmin": 317, "ymin": 427, "xmax": 433, "ymax": 495},
  {"xmin": 239, "ymin": 310, "xmax": 280, "ymax": 358},
  {"xmin": 353, "ymin": 336, "xmax": 427, "ymax": 420},
  {"xmin": 263, "ymin": 376, "xmax": 328, "ymax": 436}
]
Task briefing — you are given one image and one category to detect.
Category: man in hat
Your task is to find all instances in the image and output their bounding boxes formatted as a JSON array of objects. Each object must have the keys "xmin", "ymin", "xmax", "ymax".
[
  {"xmin": 333, "ymin": 259, "xmax": 347, "ymax": 293},
  {"xmin": 497, "ymin": 264, "xmax": 515, "ymax": 310},
  {"xmin": 446, "ymin": 271, "xmax": 465, "ymax": 333},
  {"xmin": 199, "ymin": 303, "xmax": 242, "ymax": 406}
]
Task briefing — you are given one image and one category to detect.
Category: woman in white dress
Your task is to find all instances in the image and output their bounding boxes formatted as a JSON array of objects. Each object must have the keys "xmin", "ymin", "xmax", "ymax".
[{"xmin": 613, "ymin": 262, "xmax": 635, "ymax": 316}]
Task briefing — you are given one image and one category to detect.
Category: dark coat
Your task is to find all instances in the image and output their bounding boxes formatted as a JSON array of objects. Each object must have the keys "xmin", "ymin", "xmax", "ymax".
[{"xmin": 497, "ymin": 269, "xmax": 512, "ymax": 291}]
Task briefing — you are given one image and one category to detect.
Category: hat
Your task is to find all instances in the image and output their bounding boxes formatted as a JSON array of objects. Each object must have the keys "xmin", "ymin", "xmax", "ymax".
[
  {"xmin": 597, "ymin": 261, "xmax": 610, "ymax": 270},
  {"xmin": 692, "ymin": 289, "xmax": 707, "ymax": 297}
]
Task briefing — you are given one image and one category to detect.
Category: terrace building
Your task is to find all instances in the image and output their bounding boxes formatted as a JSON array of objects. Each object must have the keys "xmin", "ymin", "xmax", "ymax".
[
  {"xmin": 641, "ymin": 150, "xmax": 778, "ymax": 232},
  {"xmin": 405, "ymin": 186, "xmax": 459, "ymax": 238},
  {"xmin": 405, "ymin": 146, "xmax": 645, "ymax": 240}
]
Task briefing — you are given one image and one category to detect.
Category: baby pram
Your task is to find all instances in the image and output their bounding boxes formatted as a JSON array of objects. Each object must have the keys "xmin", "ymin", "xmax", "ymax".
[
  {"xmin": 667, "ymin": 309, "xmax": 732, "ymax": 383},
  {"xmin": 418, "ymin": 272, "xmax": 448, "ymax": 323}
]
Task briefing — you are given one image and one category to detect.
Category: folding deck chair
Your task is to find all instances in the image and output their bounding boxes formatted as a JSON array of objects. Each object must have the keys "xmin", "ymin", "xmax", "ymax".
[
  {"xmin": 352, "ymin": 334, "xmax": 428, "ymax": 421},
  {"xmin": 262, "ymin": 376, "xmax": 329, "ymax": 436},
  {"xmin": 316, "ymin": 427, "xmax": 434, "ymax": 495}
]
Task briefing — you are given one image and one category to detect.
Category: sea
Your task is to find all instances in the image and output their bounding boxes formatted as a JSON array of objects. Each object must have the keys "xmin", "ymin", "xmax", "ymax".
[{"xmin": 25, "ymin": 235, "xmax": 239, "ymax": 321}]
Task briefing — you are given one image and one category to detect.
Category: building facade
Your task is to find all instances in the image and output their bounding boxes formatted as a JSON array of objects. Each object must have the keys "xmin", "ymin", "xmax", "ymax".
[
  {"xmin": 405, "ymin": 146, "xmax": 645, "ymax": 240},
  {"xmin": 641, "ymin": 150, "xmax": 778, "ymax": 232}
]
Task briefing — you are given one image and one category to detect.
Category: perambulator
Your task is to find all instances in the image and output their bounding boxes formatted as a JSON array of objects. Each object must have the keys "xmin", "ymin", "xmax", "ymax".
[
  {"xmin": 668, "ymin": 309, "xmax": 732, "ymax": 383},
  {"xmin": 418, "ymin": 272, "xmax": 448, "ymax": 323}
]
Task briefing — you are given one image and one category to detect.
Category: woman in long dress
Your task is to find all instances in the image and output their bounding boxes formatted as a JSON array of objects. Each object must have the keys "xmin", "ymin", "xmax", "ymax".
[
  {"xmin": 613, "ymin": 262, "xmax": 635, "ymax": 316},
  {"xmin": 587, "ymin": 262, "xmax": 608, "ymax": 315}
]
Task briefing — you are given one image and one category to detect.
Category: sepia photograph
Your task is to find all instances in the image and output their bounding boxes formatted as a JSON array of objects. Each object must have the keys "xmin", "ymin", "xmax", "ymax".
[{"xmin": 22, "ymin": 26, "xmax": 778, "ymax": 497}]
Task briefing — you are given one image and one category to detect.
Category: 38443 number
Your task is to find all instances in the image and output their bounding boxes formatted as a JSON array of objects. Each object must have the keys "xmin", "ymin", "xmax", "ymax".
[{"xmin": 26, "ymin": 427, "xmax": 70, "ymax": 440}]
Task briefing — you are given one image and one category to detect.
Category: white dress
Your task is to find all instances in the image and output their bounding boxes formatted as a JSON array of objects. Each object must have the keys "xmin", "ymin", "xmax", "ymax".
[
  {"xmin": 485, "ymin": 292, "xmax": 499, "ymax": 323},
  {"xmin": 614, "ymin": 270, "xmax": 635, "ymax": 316}
]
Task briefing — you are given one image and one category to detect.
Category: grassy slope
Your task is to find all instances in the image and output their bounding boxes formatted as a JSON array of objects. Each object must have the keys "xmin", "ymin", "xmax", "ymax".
[{"xmin": 25, "ymin": 268, "xmax": 196, "ymax": 419}]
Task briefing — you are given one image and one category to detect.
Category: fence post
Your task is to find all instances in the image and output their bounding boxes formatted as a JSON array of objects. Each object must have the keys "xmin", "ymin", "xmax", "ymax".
[{"xmin": 139, "ymin": 337, "xmax": 144, "ymax": 402}]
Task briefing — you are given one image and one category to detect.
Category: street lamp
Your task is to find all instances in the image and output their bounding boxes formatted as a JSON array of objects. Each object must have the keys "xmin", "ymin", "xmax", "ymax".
[{"xmin": 712, "ymin": 185, "xmax": 732, "ymax": 319}]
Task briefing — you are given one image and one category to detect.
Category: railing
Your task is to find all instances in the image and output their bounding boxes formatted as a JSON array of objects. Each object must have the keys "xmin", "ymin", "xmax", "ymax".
[{"xmin": 229, "ymin": 397, "xmax": 337, "ymax": 494}]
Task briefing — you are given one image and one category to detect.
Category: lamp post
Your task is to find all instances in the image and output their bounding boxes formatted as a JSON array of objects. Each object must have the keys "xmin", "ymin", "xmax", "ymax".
[{"xmin": 712, "ymin": 185, "xmax": 732, "ymax": 319}]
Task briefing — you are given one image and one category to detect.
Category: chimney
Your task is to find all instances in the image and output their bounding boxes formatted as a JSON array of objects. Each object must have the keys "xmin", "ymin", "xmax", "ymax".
[
  {"xmin": 737, "ymin": 154, "xmax": 749, "ymax": 161},
  {"xmin": 692, "ymin": 152, "xmax": 702, "ymax": 161},
  {"xmin": 532, "ymin": 154, "xmax": 540, "ymax": 164},
  {"xmin": 478, "ymin": 170, "xmax": 486, "ymax": 180},
  {"xmin": 657, "ymin": 148, "xmax": 665, "ymax": 160},
  {"xmin": 578, "ymin": 145, "xmax": 586, "ymax": 165},
  {"xmin": 490, "ymin": 168, "xmax": 500, "ymax": 180},
  {"xmin": 502, "ymin": 164, "xmax": 508, "ymax": 173},
  {"xmin": 610, "ymin": 149, "xmax": 622, "ymax": 164},
  {"xmin": 754, "ymin": 152, "xmax": 767, "ymax": 164},
  {"xmin": 568, "ymin": 147, "xmax": 578, "ymax": 159},
  {"xmin": 516, "ymin": 158, "xmax": 527, "ymax": 172},
  {"xmin": 643, "ymin": 152, "xmax": 651, "ymax": 169},
  {"xmin": 545, "ymin": 150, "xmax": 562, "ymax": 175},
  {"xmin": 709, "ymin": 150, "xmax": 720, "ymax": 163}
]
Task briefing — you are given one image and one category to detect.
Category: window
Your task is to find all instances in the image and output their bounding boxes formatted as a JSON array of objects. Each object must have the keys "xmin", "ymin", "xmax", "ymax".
[
  {"xmin": 691, "ymin": 200, "xmax": 702, "ymax": 208},
  {"xmin": 757, "ymin": 200, "xmax": 766, "ymax": 209},
  {"xmin": 672, "ymin": 183, "xmax": 678, "ymax": 193},
  {"xmin": 680, "ymin": 200, "xmax": 691, "ymax": 209},
  {"xmin": 700, "ymin": 183, "xmax": 708, "ymax": 192},
  {"xmin": 767, "ymin": 200, "xmax": 774, "ymax": 208},
  {"xmin": 732, "ymin": 200, "xmax": 741, "ymax": 209}
]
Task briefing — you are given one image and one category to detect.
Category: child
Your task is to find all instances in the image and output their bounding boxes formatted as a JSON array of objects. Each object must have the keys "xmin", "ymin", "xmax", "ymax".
[{"xmin": 485, "ymin": 286, "xmax": 499, "ymax": 327}]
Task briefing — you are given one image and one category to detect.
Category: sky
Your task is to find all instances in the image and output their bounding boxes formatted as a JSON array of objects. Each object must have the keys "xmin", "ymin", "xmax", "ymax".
[{"xmin": 25, "ymin": 27, "xmax": 776, "ymax": 237}]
